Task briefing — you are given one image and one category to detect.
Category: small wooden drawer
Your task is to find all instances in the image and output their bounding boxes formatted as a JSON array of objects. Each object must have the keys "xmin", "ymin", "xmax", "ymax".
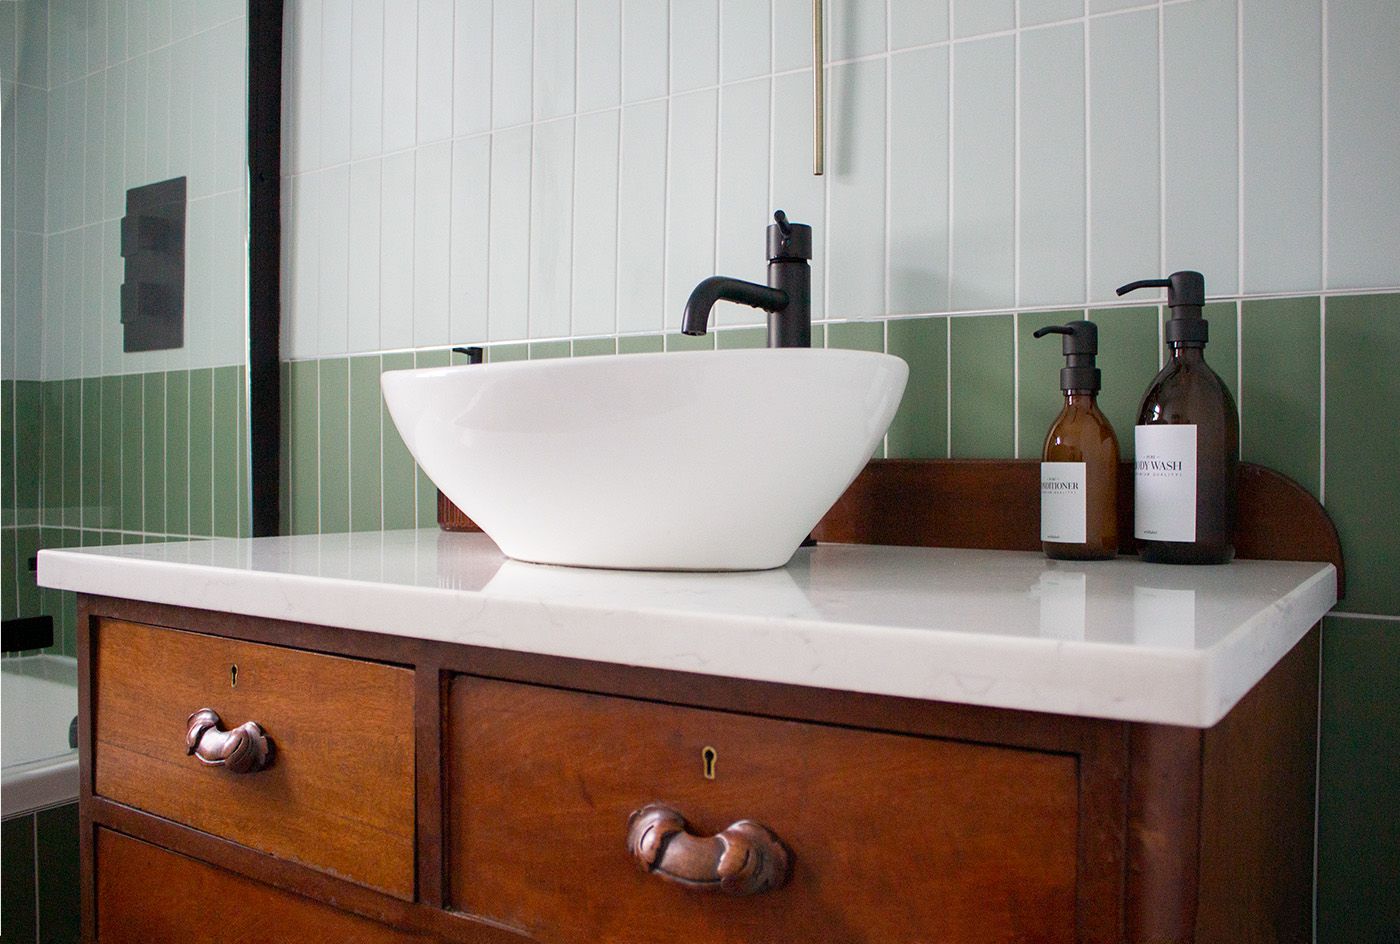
[
  {"xmin": 93, "ymin": 619, "xmax": 416, "ymax": 899},
  {"xmin": 447, "ymin": 677, "xmax": 1079, "ymax": 943},
  {"xmin": 96, "ymin": 829, "xmax": 423, "ymax": 943}
]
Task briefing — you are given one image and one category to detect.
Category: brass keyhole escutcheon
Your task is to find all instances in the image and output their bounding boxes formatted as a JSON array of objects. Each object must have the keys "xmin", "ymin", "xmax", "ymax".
[
  {"xmin": 230, "ymin": 664, "xmax": 238, "ymax": 688},
  {"xmin": 702, "ymin": 746, "xmax": 717, "ymax": 780}
]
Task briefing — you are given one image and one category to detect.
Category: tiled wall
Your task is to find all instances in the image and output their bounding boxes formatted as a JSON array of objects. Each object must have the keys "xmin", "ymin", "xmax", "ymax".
[{"xmin": 1, "ymin": 803, "xmax": 79, "ymax": 944}]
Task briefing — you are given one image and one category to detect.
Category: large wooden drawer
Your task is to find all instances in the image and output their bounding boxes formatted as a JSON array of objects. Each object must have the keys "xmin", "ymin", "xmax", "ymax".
[
  {"xmin": 447, "ymin": 676, "xmax": 1079, "ymax": 943},
  {"xmin": 93, "ymin": 619, "xmax": 416, "ymax": 899},
  {"xmin": 96, "ymin": 829, "xmax": 425, "ymax": 943}
]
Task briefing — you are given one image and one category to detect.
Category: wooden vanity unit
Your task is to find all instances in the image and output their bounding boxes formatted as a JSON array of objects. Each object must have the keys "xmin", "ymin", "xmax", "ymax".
[{"xmin": 53, "ymin": 461, "xmax": 1340, "ymax": 943}]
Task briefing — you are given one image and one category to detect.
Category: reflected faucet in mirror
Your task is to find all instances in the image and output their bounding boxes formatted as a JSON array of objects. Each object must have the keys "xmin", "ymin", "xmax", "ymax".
[{"xmin": 681, "ymin": 210, "xmax": 813, "ymax": 348}]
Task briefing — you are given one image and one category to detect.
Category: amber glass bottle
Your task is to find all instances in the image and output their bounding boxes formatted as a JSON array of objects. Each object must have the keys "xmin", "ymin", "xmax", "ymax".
[
  {"xmin": 1118, "ymin": 271, "xmax": 1239, "ymax": 564},
  {"xmin": 1033, "ymin": 321, "xmax": 1120, "ymax": 560}
]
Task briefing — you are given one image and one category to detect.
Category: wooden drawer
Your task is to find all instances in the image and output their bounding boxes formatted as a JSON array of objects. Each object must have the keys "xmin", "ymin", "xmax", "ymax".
[
  {"xmin": 447, "ymin": 677, "xmax": 1079, "ymax": 943},
  {"xmin": 93, "ymin": 619, "xmax": 416, "ymax": 899},
  {"xmin": 96, "ymin": 829, "xmax": 425, "ymax": 943}
]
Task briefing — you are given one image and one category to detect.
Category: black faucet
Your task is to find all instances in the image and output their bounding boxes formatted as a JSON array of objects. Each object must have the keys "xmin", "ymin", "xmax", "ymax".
[{"xmin": 681, "ymin": 210, "xmax": 813, "ymax": 348}]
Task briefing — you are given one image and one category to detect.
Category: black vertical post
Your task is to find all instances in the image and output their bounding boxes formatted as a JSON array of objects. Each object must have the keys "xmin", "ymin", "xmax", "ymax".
[{"xmin": 248, "ymin": 0, "xmax": 284, "ymax": 538}]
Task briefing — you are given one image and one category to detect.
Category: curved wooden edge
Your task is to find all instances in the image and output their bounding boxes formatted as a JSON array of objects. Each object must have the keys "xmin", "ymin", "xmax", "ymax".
[{"xmin": 811, "ymin": 459, "xmax": 1345, "ymax": 598}]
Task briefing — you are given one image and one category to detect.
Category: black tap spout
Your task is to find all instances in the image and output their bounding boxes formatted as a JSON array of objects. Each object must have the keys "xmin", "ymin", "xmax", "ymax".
[{"xmin": 680, "ymin": 277, "xmax": 789, "ymax": 336}]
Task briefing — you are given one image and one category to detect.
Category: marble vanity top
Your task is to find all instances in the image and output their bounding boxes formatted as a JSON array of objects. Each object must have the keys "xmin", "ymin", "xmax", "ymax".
[{"xmin": 38, "ymin": 530, "xmax": 1336, "ymax": 727}]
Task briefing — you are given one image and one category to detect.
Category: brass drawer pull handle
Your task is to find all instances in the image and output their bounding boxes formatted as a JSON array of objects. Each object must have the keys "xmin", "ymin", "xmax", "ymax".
[
  {"xmin": 185, "ymin": 709, "xmax": 272, "ymax": 774},
  {"xmin": 626, "ymin": 803, "xmax": 791, "ymax": 896}
]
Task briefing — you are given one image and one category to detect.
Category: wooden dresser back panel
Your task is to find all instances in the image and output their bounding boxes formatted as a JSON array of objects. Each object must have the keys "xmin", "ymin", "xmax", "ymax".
[
  {"xmin": 92, "ymin": 619, "xmax": 417, "ymax": 899},
  {"xmin": 447, "ymin": 675, "xmax": 1079, "ymax": 944}
]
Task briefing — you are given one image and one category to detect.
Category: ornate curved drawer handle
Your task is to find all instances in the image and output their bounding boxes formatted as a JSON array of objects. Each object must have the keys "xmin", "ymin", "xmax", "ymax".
[
  {"xmin": 185, "ymin": 708, "xmax": 272, "ymax": 774},
  {"xmin": 626, "ymin": 803, "xmax": 791, "ymax": 896}
]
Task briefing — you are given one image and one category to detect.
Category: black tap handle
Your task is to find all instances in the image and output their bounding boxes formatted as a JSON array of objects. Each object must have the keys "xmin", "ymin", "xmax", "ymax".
[
  {"xmin": 451, "ymin": 346, "xmax": 484, "ymax": 364},
  {"xmin": 1115, "ymin": 278, "xmax": 1171, "ymax": 296},
  {"xmin": 773, "ymin": 209, "xmax": 791, "ymax": 236},
  {"xmin": 1032, "ymin": 325, "xmax": 1072, "ymax": 338}
]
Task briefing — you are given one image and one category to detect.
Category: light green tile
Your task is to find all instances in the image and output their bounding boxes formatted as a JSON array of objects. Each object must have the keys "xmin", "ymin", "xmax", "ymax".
[
  {"xmin": 238, "ymin": 371, "xmax": 249, "ymax": 538},
  {"xmin": 1, "ymin": 527, "xmax": 15, "ymax": 621},
  {"xmin": 142, "ymin": 373, "xmax": 166, "ymax": 534},
  {"xmin": 827, "ymin": 321, "xmax": 884, "ymax": 353},
  {"xmin": 618, "ymin": 335, "xmax": 664, "ymax": 355},
  {"xmin": 166, "ymin": 371, "xmax": 192, "ymax": 537},
  {"xmin": 212, "ymin": 367, "xmax": 241, "ymax": 538},
  {"xmin": 349, "ymin": 356, "xmax": 383, "ymax": 533},
  {"xmin": 318, "ymin": 359, "xmax": 350, "ymax": 534},
  {"xmin": 81, "ymin": 378, "xmax": 102, "ymax": 527},
  {"xmin": 1240, "ymin": 297, "xmax": 1321, "ymax": 496},
  {"xmin": 14, "ymin": 380, "xmax": 42, "ymax": 525},
  {"xmin": 716, "ymin": 328, "xmax": 768, "ymax": 350},
  {"xmin": 1018, "ymin": 311, "xmax": 1085, "ymax": 459},
  {"xmin": 61, "ymin": 379, "xmax": 81, "ymax": 528},
  {"xmin": 529, "ymin": 341, "xmax": 570, "ymax": 360},
  {"xmin": 665, "ymin": 332, "xmax": 715, "ymax": 352},
  {"xmin": 120, "ymin": 375, "xmax": 144, "ymax": 531},
  {"xmin": 413, "ymin": 351, "xmax": 451, "ymax": 528},
  {"xmin": 288, "ymin": 361, "xmax": 320, "ymax": 536},
  {"xmin": 2, "ymin": 814, "xmax": 37, "ymax": 942},
  {"xmin": 188, "ymin": 369, "xmax": 213, "ymax": 537},
  {"xmin": 1203, "ymin": 300, "xmax": 1238, "ymax": 398},
  {"xmin": 3, "ymin": 381, "xmax": 16, "ymax": 529},
  {"xmin": 15, "ymin": 527, "xmax": 40, "ymax": 620},
  {"xmin": 1091, "ymin": 305, "xmax": 1159, "ymax": 459},
  {"xmin": 36, "ymin": 802, "xmax": 79, "ymax": 944},
  {"xmin": 40, "ymin": 381, "xmax": 63, "ymax": 526},
  {"xmin": 486, "ymin": 343, "xmax": 528, "ymax": 363},
  {"xmin": 1318, "ymin": 615, "xmax": 1400, "ymax": 941},
  {"xmin": 99, "ymin": 376, "xmax": 122, "ymax": 529},
  {"xmin": 886, "ymin": 317, "xmax": 948, "ymax": 459},
  {"xmin": 279, "ymin": 361, "xmax": 291, "ymax": 534},
  {"xmin": 1325, "ymin": 293, "xmax": 1400, "ymax": 616},
  {"xmin": 381, "ymin": 353, "xmax": 417, "ymax": 530},
  {"xmin": 572, "ymin": 338, "xmax": 617, "ymax": 357},
  {"xmin": 949, "ymin": 315, "xmax": 1015, "ymax": 458}
]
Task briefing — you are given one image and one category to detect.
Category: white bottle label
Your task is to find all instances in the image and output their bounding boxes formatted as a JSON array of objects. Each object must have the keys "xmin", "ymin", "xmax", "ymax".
[
  {"xmin": 1040, "ymin": 462, "xmax": 1087, "ymax": 544},
  {"xmin": 1134, "ymin": 424, "xmax": 1197, "ymax": 542}
]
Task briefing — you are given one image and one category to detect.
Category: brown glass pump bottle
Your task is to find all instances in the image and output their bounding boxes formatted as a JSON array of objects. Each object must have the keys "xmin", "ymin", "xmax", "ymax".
[
  {"xmin": 1118, "ymin": 271, "xmax": 1239, "ymax": 564},
  {"xmin": 1033, "ymin": 320, "xmax": 1120, "ymax": 560}
]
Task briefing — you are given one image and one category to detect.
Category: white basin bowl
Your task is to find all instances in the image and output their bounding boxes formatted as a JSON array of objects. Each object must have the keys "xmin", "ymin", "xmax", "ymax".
[{"xmin": 381, "ymin": 348, "xmax": 908, "ymax": 571}]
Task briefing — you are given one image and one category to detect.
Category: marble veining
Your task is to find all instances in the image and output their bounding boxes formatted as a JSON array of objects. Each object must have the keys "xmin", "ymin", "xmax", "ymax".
[{"xmin": 38, "ymin": 531, "xmax": 1336, "ymax": 727}]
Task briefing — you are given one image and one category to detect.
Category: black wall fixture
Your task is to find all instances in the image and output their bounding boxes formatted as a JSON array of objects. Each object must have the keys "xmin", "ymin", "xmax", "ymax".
[
  {"xmin": 249, "ymin": 0, "xmax": 284, "ymax": 538},
  {"xmin": 120, "ymin": 176, "xmax": 186, "ymax": 352}
]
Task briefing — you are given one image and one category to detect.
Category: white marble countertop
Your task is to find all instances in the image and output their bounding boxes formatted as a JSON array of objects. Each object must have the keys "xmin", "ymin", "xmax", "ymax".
[{"xmin": 38, "ymin": 530, "xmax": 1336, "ymax": 727}]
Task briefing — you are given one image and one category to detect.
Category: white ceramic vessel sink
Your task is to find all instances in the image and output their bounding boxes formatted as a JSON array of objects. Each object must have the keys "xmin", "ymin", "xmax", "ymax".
[{"xmin": 382, "ymin": 348, "xmax": 908, "ymax": 571}]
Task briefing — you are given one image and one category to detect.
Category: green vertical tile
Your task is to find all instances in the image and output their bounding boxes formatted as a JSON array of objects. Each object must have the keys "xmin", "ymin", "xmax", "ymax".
[
  {"xmin": 80, "ymin": 378, "xmax": 102, "ymax": 528},
  {"xmin": 1240, "ymin": 297, "xmax": 1321, "ymax": 496},
  {"xmin": 349, "ymin": 356, "xmax": 383, "ymax": 533},
  {"xmin": 1318, "ymin": 615, "xmax": 1400, "ymax": 942},
  {"xmin": 1090, "ymin": 305, "xmax": 1159, "ymax": 459},
  {"xmin": 1325, "ymin": 293, "xmax": 1400, "ymax": 615},
  {"xmin": 1017, "ymin": 311, "xmax": 1084, "ymax": 460},
  {"xmin": 528, "ymin": 340, "xmax": 570, "ymax": 360},
  {"xmin": 37, "ymin": 527, "xmax": 62, "ymax": 654},
  {"xmin": 2, "ymin": 527, "xmax": 15, "ymax": 621},
  {"xmin": 238, "ymin": 371, "xmax": 250, "ymax": 538},
  {"xmin": 58, "ymin": 529, "xmax": 79, "ymax": 656},
  {"xmin": 413, "ymin": 351, "xmax": 451, "ymax": 528},
  {"xmin": 715, "ymin": 328, "xmax": 767, "ymax": 350},
  {"xmin": 41, "ymin": 380, "xmax": 63, "ymax": 526},
  {"xmin": 212, "ymin": 367, "xmax": 242, "ymax": 538},
  {"xmin": 827, "ymin": 321, "xmax": 884, "ymax": 353},
  {"xmin": 2, "ymin": 813, "xmax": 37, "ymax": 942},
  {"xmin": 142, "ymin": 372, "xmax": 166, "ymax": 534},
  {"xmin": 318, "ymin": 359, "xmax": 350, "ymax": 534},
  {"xmin": 99, "ymin": 376, "xmax": 122, "ymax": 529},
  {"xmin": 1204, "ymin": 300, "xmax": 1239, "ymax": 399},
  {"xmin": 122, "ymin": 532, "xmax": 142, "ymax": 545},
  {"xmin": 665, "ymin": 332, "xmax": 716, "ymax": 352},
  {"xmin": 16, "ymin": 526, "xmax": 41, "ymax": 618},
  {"xmin": 165, "ymin": 371, "xmax": 190, "ymax": 536},
  {"xmin": 15, "ymin": 380, "xmax": 43, "ymax": 525},
  {"xmin": 289, "ymin": 361, "xmax": 320, "ymax": 535},
  {"xmin": 35, "ymin": 802, "xmax": 79, "ymax": 944},
  {"xmin": 617, "ymin": 335, "xmax": 664, "ymax": 355},
  {"xmin": 279, "ymin": 361, "xmax": 291, "ymax": 534},
  {"xmin": 61, "ymin": 379, "xmax": 81, "ymax": 528},
  {"xmin": 573, "ymin": 337, "xmax": 617, "ymax": 357},
  {"xmin": 887, "ymin": 317, "xmax": 948, "ymax": 459},
  {"xmin": 485, "ymin": 343, "xmax": 528, "ymax": 363},
  {"xmin": 2, "ymin": 380, "xmax": 14, "ymax": 528},
  {"xmin": 187, "ymin": 369, "xmax": 213, "ymax": 537},
  {"xmin": 949, "ymin": 315, "xmax": 1015, "ymax": 458},
  {"xmin": 120, "ymin": 374, "xmax": 144, "ymax": 532},
  {"xmin": 381, "ymin": 353, "xmax": 416, "ymax": 530}
]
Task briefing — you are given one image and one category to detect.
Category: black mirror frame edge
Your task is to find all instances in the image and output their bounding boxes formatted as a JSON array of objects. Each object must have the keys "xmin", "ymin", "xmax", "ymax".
[{"xmin": 249, "ymin": 0, "xmax": 283, "ymax": 537}]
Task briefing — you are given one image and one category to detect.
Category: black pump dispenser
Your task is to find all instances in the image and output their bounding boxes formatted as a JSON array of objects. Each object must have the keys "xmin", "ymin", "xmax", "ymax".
[
  {"xmin": 1117, "ymin": 270, "xmax": 1208, "ymax": 345},
  {"xmin": 1033, "ymin": 320, "xmax": 1101, "ymax": 393}
]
